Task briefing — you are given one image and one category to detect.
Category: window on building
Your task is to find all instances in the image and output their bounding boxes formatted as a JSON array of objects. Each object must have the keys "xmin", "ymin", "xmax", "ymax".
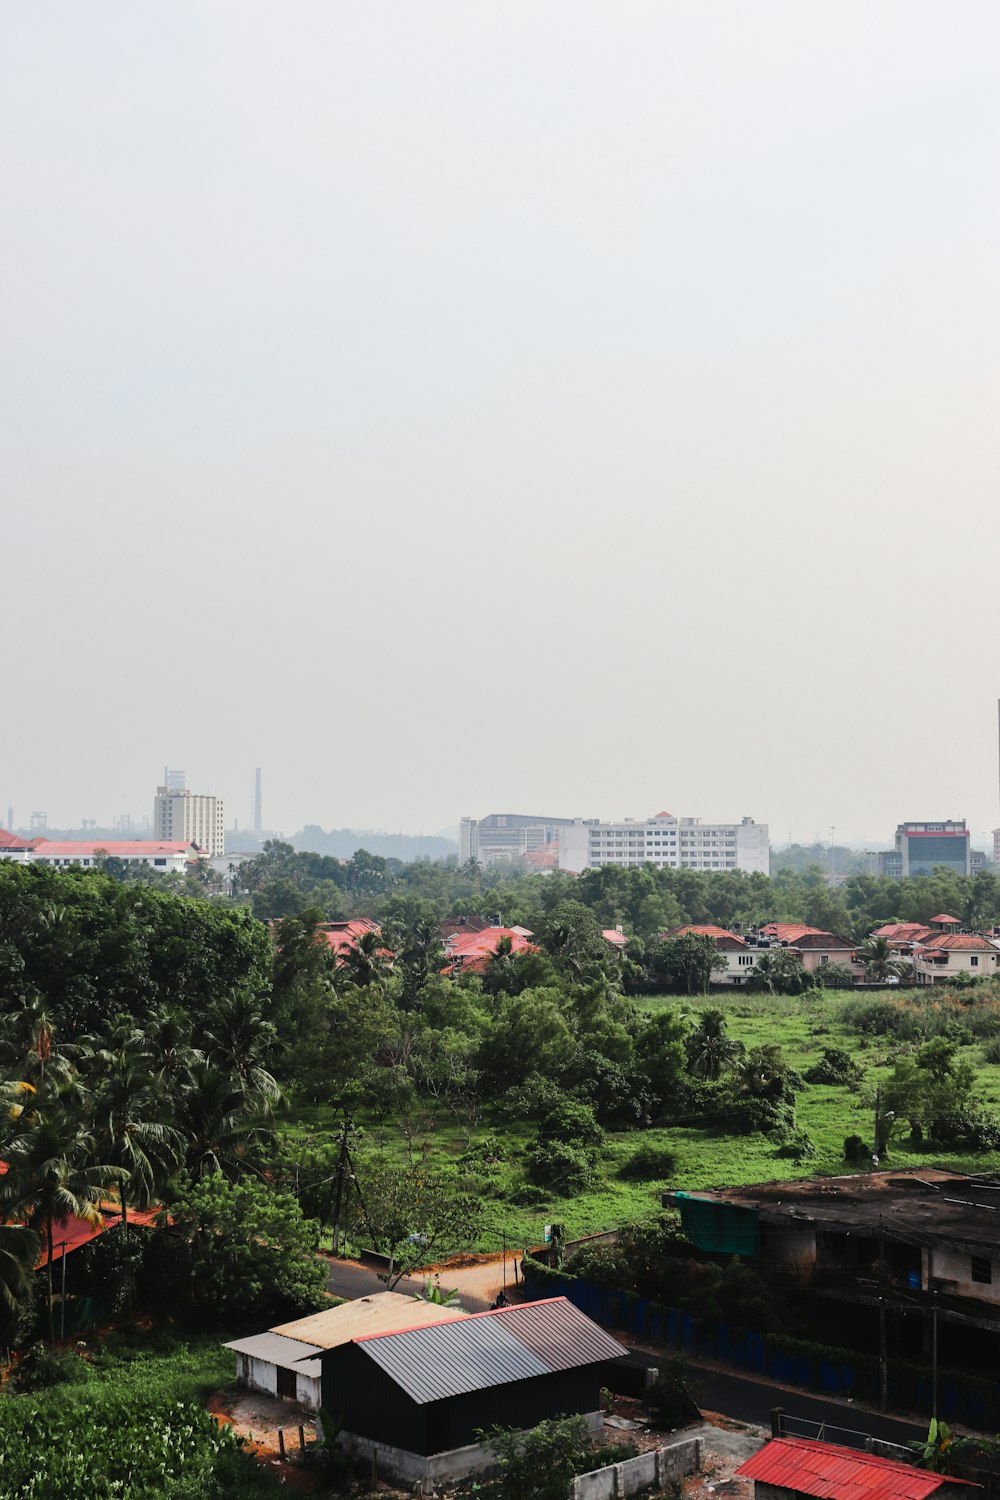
[
  {"xmin": 971, "ymin": 956, "xmax": 979, "ymax": 967},
  {"xmin": 276, "ymin": 1366, "xmax": 298, "ymax": 1399},
  {"xmin": 155, "ymin": 858, "xmax": 167, "ymax": 866},
  {"xmin": 972, "ymin": 1255, "xmax": 993, "ymax": 1284}
]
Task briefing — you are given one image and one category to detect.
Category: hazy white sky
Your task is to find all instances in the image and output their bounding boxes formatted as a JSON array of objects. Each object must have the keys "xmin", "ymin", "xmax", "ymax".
[{"xmin": 3, "ymin": 2, "xmax": 1000, "ymax": 843}]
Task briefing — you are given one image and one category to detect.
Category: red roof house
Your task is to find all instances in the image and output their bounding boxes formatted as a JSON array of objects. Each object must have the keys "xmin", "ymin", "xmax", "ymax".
[{"xmin": 441, "ymin": 926, "xmax": 538, "ymax": 975}]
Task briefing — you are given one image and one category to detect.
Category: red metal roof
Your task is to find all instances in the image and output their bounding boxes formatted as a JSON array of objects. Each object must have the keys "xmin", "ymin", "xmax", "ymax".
[{"xmin": 735, "ymin": 1437, "xmax": 972, "ymax": 1500}]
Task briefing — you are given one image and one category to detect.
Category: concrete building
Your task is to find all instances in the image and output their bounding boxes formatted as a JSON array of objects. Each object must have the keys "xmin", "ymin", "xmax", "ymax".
[
  {"xmin": 558, "ymin": 813, "xmax": 769, "ymax": 875},
  {"xmin": 664, "ymin": 1169, "xmax": 1000, "ymax": 1339},
  {"xmin": 663, "ymin": 923, "xmax": 859, "ymax": 985},
  {"xmin": 877, "ymin": 821, "xmax": 971, "ymax": 879},
  {"xmin": 152, "ymin": 786, "xmax": 225, "ymax": 857},
  {"xmin": 460, "ymin": 814, "xmax": 580, "ymax": 867}
]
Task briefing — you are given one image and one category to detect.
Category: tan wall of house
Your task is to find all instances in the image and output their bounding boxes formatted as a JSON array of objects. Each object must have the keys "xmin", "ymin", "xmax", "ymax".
[
  {"xmin": 915, "ymin": 950, "xmax": 999, "ymax": 984},
  {"xmin": 923, "ymin": 1245, "xmax": 1000, "ymax": 1303}
]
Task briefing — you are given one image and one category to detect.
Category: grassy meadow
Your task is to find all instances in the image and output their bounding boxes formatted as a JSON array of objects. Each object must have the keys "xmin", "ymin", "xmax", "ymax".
[{"xmin": 284, "ymin": 983, "xmax": 1000, "ymax": 1250}]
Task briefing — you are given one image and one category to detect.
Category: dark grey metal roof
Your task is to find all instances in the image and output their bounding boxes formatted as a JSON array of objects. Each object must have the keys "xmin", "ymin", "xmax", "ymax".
[
  {"xmin": 224, "ymin": 1332, "xmax": 323, "ymax": 1377},
  {"xmin": 355, "ymin": 1297, "xmax": 626, "ymax": 1405}
]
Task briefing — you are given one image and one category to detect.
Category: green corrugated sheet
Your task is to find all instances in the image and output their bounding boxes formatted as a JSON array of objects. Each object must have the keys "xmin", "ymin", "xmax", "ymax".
[{"xmin": 675, "ymin": 1192, "xmax": 759, "ymax": 1256}]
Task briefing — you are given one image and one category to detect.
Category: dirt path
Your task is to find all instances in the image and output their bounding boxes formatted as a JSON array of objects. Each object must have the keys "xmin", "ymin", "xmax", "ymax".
[{"xmin": 415, "ymin": 1250, "xmax": 526, "ymax": 1309}]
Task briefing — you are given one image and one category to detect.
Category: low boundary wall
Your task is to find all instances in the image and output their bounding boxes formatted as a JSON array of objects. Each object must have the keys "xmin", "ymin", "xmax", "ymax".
[{"xmin": 573, "ymin": 1438, "xmax": 702, "ymax": 1500}]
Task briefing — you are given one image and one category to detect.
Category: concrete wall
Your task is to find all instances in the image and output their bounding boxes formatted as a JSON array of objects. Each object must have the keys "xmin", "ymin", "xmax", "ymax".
[
  {"xmin": 924, "ymin": 1245, "xmax": 1000, "ymax": 1304},
  {"xmin": 240, "ymin": 1353, "xmax": 278, "ymax": 1398},
  {"xmin": 340, "ymin": 1413, "xmax": 604, "ymax": 1495},
  {"xmin": 573, "ymin": 1437, "xmax": 702, "ymax": 1500}
]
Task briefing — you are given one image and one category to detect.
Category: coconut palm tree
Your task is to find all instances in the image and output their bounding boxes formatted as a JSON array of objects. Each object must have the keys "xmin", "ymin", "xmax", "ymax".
[
  {"xmin": 203, "ymin": 991, "xmax": 282, "ymax": 1110},
  {"xmin": 175, "ymin": 1062, "xmax": 270, "ymax": 1180},
  {"xmin": 338, "ymin": 929, "xmax": 392, "ymax": 994},
  {"xmin": 857, "ymin": 936, "xmax": 907, "ymax": 983},
  {"xmin": 684, "ymin": 1008, "xmax": 744, "ymax": 1080},
  {"xmin": 0, "ymin": 1103, "xmax": 120, "ymax": 1341}
]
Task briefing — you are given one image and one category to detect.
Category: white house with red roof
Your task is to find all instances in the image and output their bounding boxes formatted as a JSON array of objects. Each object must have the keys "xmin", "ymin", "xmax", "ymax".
[
  {"xmin": 912, "ymin": 931, "xmax": 1000, "ymax": 984},
  {"xmin": 0, "ymin": 837, "xmax": 200, "ymax": 872}
]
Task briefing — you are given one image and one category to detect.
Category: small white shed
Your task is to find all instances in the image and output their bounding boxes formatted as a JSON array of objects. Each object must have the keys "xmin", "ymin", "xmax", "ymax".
[{"xmin": 224, "ymin": 1331, "xmax": 322, "ymax": 1409}]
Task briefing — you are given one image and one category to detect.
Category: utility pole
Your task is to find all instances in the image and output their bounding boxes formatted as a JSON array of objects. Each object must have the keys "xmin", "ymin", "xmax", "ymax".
[
  {"xmin": 60, "ymin": 1245, "xmax": 67, "ymax": 1340},
  {"xmin": 932, "ymin": 1289, "xmax": 939, "ymax": 1422}
]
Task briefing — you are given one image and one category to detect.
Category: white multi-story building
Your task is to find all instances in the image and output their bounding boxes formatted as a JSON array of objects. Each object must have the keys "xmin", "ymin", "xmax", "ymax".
[
  {"xmin": 153, "ymin": 787, "xmax": 225, "ymax": 857},
  {"xmin": 557, "ymin": 813, "xmax": 769, "ymax": 874}
]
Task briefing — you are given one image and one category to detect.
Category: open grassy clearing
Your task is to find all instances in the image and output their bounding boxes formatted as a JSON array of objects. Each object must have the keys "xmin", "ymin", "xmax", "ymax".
[{"xmin": 283, "ymin": 985, "xmax": 1000, "ymax": 1248}]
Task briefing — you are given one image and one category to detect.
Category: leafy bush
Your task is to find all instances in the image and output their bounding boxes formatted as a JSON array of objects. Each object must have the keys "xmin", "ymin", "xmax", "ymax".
[
  {"xmin": 816, "ymin": 963, "xmax": 857, "ymax": 990},
  {"xmin": 843, "ymin": 1134, "xmax": 869, "ymax": 1163},
  {"xmin": 157, "ymin": 1173, "xmax": 329, "ymax": 1321},
  {"xmin": 644, "ymin": 1356, "xmax": 700, "ymax": 1429},
  {"xmin": 775, "ymin": 1129, "xmax": 817, "ymax": 1160},
  {"xmin": 7, "ymin": 1341, "xmax": 86, "ymax": 1393},
  {"xmin": 803, "ymin": 1048, "xmax": 862, "ymax": 1086},
  {"xmin": 469, "ymin": 1414, "xmax": 624, "ymax": 1500},
  {"xmin": 617, "ymin": 1144, "xmax": 678, "ymax": 1180},
  {"xmin": 983, "ymin": 1038, "xmax": 1000, "ymax": 1064},
  {"xmin": 525, "ymin": 1139, "xmax": 599, "ymax": 1195}
]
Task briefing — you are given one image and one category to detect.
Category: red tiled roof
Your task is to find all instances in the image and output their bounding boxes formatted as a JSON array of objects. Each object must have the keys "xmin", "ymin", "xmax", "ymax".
[
  {"xmin": 601, "ymin": 929, "xmax": 628, "ymax": 948},
  {"xmin": 441, "ymin": 926, "xmax": 538, "ymax": 974},
  {"xmin": 30, "ymin": 840, "xmax": 193, "ymax": 857},
  {"xmin": 524, "ymin": 844, "xmax": 560, "ymax": 870},
  {"xmin": 662, "ymin": 924, "xmax": 745, "ymax": 946},
  {"xmin": 872, "ymin": 924, "xmax": 934, "ymax": 942},
  {"xmin": 317, "ymin": 919, "xmax": 392, "ymax": 964},
  {"xmin": 930, "ymin": 914, "xmax": 961, "ymax": 925},
  {"xmin": 921, "ymin": 933, "xmax": 997, "ymax": 952},
  {"xmin": 0, "ymin": 829, "xmax": 35, "ymax": 850},
  {"xmin": 760, "ymin": 922, "xmax": 827, "ymax": 943},
  {"xmin": 735, "ymin": 1437, "xmax": 972, "ymax": 1500}
]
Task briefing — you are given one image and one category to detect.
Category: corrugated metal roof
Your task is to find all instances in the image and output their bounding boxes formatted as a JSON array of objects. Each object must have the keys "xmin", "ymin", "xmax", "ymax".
[
  {"xmin": 224, "ymin": 1332, "xmax": 322, "ymax": 1377},
  {"xmin": 354, "ymin": 1297, "xmax": 626, "ymax": 1405},
  {"xmin": 735, "ymin": 1438, "xmax": 968, "ymax": 1500}
]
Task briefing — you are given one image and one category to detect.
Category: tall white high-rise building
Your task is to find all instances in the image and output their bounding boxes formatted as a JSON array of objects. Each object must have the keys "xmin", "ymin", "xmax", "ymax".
[{"xmin": 153, "ymin": 785, "xmax": 225, "ymax": 857}]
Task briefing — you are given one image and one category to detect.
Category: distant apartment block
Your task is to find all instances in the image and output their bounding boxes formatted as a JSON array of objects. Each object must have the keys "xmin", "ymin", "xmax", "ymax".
[
  {"xmin": 558, "ymin": 813, "xmax": 769, "ymax": 875},
  {"xmin": 877, "ymin": 820, "xmax": 971, "ymax": 879},
  {"xmin": 153, "ymin": 786, "xmax": 225, "ymax": 858},
  {"xmin": 0, "ymin": 833, "xmax": 199, "ymax": 873},
  {"xmin": 460, "ymin": 814, "xmax": 579, "ymax": 867}
]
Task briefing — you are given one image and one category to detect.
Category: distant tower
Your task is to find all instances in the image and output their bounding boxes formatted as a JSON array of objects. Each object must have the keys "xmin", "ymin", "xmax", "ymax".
[
  {"xmin": 30, "ymin": 811, "xmax": 47, "ymax": 831},
  {"xmin": 164, "ymin": 766, "xmax": 186, "ymax": 793},
  {"xmin": 254, "ymin": 768, "xmax": 262, "ymax": 834}
]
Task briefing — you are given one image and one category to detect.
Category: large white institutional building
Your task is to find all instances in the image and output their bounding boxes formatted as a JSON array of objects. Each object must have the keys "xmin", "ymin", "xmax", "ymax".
[
  {"xmin": 557, "ymin": 813, "xmax": 769, "ymax": 874},
  {"xmin": 460, "ymin": 811, "xmax": 769, "ymax": 874}
]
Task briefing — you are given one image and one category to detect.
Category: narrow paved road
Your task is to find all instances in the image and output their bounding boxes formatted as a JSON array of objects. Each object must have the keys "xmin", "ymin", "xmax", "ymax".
[{"xmin": 685, "ymin": 1362, "xmax": 927, "ymax": 1447}]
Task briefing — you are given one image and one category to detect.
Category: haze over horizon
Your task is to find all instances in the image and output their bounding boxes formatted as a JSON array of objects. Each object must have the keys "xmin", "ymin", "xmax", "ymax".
[{"xmin": 4, "ymin": 3, "xmax": 999, "ymax": 845}]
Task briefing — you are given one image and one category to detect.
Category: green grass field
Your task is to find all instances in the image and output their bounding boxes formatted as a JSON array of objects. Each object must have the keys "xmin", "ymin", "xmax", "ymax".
[{"xmin": 284, "ymin": 985, "xmax": 1000, "ymax": 1249}]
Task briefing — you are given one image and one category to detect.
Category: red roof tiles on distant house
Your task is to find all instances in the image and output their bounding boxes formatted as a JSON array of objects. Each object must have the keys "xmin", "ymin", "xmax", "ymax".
[
  {"xmin": 929, "ymin": 914, "xmax": 962, "ymax": 926},
  {"xmin": 0, "ymin": 829, "xmax": 36, "ymax": 851},
  {"xmin": 601, "ymin": 928, "xmax": 628, "ymax": 949},
  {"xmin": 318, "ymin": 919, "xmax": 388, "ymax": 962},
  {"xmin": 921, "ymin": 933, "xmax": 997, "ymax": 952},
  {"xmin": 759, "ymin": 922, "xmax": 827, "ymax": 944},
  {"xmin": 523, "ymin": 844, "xmax": 560, "ymax": 871},
  {"xmin": 736, "ymin": 1436, "xmax": 975, "ymax": 1500},
  {"xmin": 872, "ymin": 923, "xmax": 934, "ymax": 942},
  {"xmin": 441, "ymin": 926, "xmax": 538, "ymax": 975},
  {"xmin": 661, "ymin": 924, "xmax": 745, "ymax": 948}
]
